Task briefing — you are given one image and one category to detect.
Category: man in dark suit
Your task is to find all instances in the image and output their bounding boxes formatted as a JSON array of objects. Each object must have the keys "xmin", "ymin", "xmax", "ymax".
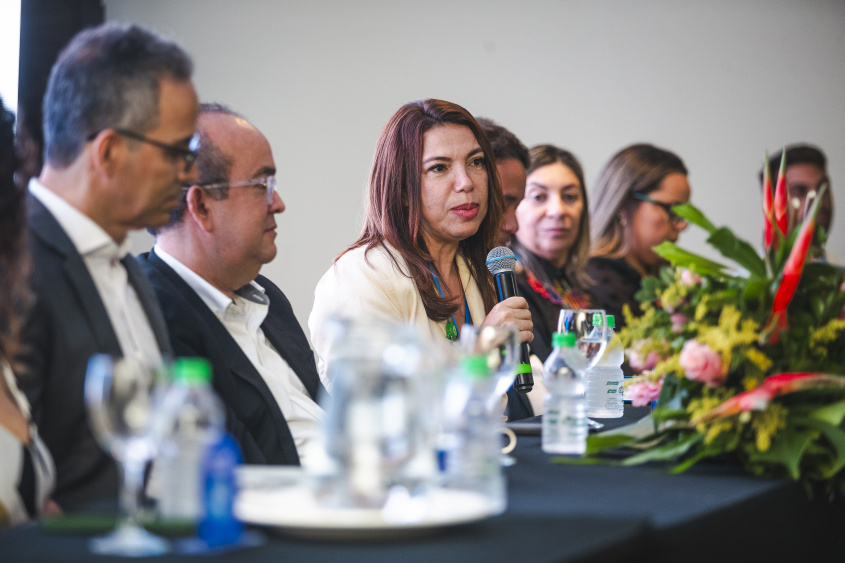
[
  {"xmin": 16, "ymin": 24, "xmax": 200, "ymax": 510},
  {"xmin": 136, "ymin": 103, "xmax": 325, "ymax": 466}
]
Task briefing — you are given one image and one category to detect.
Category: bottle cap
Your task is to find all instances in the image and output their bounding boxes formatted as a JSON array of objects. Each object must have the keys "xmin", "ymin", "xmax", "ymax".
[
  {"xmin": 461, "ymin": 354, "xmax": 491, "ymax": 380},
  {"xmin": 173, "ymin": 357, "xmax": 212, "ymax": 385},
  {"xmin": 592, "ymin": 312, "xmax": 605, "ymax": 326},
  {"xmin": 607, "ymin": 315, "xmax": 615, "ymax": 328},
  {"xmin": 551, "ymin": 332, "xmax": 576, "ymax": 348}
]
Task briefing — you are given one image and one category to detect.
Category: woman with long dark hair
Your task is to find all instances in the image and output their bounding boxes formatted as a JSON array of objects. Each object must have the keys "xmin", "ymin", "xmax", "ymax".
[
  {"xmin": 309, "ymin": 99, "xmax": 535, "ymax": 417},
  {"xmin": 587, "ymin": 144, "xmax": 691, "ymax": 328},
  {"xmin": 0, "ymin": 96, "xmax": 56, "ymax": 526}
]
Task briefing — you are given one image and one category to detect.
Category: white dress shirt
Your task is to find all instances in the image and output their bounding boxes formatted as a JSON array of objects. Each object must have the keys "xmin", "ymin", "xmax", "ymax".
[
  {"xmin": 154, "ymin": 245, "xmax": 324, "ymax": 458},
  {"xmin": 28, "ymin": 179, "xmax": 162, "ymax": 368}
]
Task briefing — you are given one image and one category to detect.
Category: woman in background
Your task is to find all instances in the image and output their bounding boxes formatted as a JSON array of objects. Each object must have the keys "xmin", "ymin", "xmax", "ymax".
[
  {"xmin": 509, "ymin": 145, "xmax": 593, "ymax": 362},
  {"xmin": 0, "ymin": 96, "xmax": 56, "ymax": 526},
  {"xmin": 587, "ymin": 144, "xmax": 691, "ymax": 328},
  {"xmin": 309, "ymin": 99, "xmax": 536, "ymax": 419}
]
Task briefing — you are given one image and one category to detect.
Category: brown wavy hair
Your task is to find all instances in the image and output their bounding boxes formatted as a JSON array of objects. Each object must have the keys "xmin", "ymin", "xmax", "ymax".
[
  {"xmin": 590, "ymin": 143, "xmax": 688, "ymax": 259},
  {"xmin": 342, "ymin": 99, "xmax": 503, "ymax": 322},
  {"xmin": 0, "ymin": 97, "xmax": 30, "ymax": 366}
]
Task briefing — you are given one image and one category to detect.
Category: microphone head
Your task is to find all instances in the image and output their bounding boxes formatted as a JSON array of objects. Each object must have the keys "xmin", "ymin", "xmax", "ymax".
[{"xmin": 486, "ymin": 246, "xmax": 517, "ymax": 275}]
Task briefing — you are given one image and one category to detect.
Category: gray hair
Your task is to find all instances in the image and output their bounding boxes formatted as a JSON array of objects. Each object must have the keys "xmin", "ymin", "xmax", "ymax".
[
  {"xmin": 43, "ymin": 22, "xmax": 193, "ymax": 168},
  {"xmin": 153, "ymin": 103, "xmax": 245, "ymax": 233},
  {"xmin": 589, "ymin": 144, "xmax": 687, "ymax": 258}
]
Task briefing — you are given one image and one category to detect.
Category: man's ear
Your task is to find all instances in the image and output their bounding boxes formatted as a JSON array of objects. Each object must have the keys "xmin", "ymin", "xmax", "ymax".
[
  {"xmin": 90, "ymin": 129, "xmax": 123, "ymax": 179},
  {"xmin": 185, "ymin": 185, "xmax": 214, "ymax": 233}
]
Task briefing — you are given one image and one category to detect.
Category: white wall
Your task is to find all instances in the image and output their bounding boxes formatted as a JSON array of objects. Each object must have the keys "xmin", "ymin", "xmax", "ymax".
[{"xmin": 106, "ymin": 0, "xmax": 845, "ymax": 336}]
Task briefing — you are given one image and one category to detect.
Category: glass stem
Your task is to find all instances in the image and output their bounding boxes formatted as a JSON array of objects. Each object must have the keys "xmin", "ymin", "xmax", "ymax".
[{"xmin": 118, "ymin": 456, "xmax": 145, "ymax": 529}]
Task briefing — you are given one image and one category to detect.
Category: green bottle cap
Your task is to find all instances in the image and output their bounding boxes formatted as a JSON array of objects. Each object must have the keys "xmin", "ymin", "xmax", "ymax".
[
  {"xmin": 607, "ymin": 315, "xmax": 615, "ymax": 328},
  {"xmin": 173, "ymin": 357, "xmax": 212, "ymax": 385},
  {"xmin": 462, "ymin": 354, "xmax": 491, "ymax": 381},
  {"xmin": 592, "ymin": 313, "xmax": 604, "ymax": 325},
  {"xmin": 551, "ymin": 332, "xmax": 576, "ymax": 348}
]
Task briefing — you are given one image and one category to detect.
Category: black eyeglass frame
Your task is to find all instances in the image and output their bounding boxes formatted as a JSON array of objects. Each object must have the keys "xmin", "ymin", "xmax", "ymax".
[
  {"xmin": 87, "ymin": 128, "xmax": 200, "ymax": 173},
  {"xmin": 631, "ymin": 192, "xmax": 686, "ymax": 226}
]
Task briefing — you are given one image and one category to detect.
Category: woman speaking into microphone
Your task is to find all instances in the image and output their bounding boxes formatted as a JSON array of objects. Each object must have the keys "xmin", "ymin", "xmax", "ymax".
[{"xmin": 308, "ymin": 99, "xmax": 536, "ymax": 419}]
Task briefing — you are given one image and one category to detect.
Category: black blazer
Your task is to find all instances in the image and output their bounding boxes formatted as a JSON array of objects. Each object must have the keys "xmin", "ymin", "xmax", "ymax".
[
  {"xmin": 17, "ymin": 195, "xmax": 172, "ymax": 510},
  {"xmin": 135, "ymin": 249, "xmax": 325, "ymax": 466}
]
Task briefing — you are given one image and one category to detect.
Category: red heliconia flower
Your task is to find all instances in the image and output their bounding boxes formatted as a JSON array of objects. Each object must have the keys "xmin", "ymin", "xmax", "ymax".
[
  {"xmin": 762, "ymin": 153, "xmax": 775, "ymax": 250},
  {"xmin": 695, "ymin": 372, "xmax": 845, "ymax": 423},
  {"xmin": 762, "ymin": 184, "xmax": 828, "ymax": 343},
  {"xmin": 773, "ymin": 147, "xmax": 788, "ymax": 237}
]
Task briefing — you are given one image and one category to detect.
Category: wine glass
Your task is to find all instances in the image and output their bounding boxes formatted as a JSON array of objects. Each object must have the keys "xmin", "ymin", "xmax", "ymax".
[
  {"xmin": 459, "ymin": 325, "xmax": 520, "ymax": 466},
  {"xmin": 557, "ymin": 309, "xmax": 607, "ymax": 429},
  {"xmin": 84, "ymin": 354, "xmax": 169, "ymax": 557}
]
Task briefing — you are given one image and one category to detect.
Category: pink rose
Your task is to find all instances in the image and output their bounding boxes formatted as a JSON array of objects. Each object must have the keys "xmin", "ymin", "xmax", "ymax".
[
  {"xmin": 679, "ymin": 340, "xmax": 725, "ymax": 387},
  {"xmin": 627, "ymin": 379, "xmax": 662, "ymax": 407},
  {"xmin": 628, "ymin": 341, "xmax": 660, "ymax": 372},
  {"xmin": 670, "ymin": 313, "xmax": 688, "ymax": 333},
  {"xmin": 680, "ymin": 269, "xmax": 702, "ymax": 286}
]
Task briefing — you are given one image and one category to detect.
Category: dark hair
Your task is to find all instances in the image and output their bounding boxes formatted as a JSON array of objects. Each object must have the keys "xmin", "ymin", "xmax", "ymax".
[
  {"xmin": 43, "ymin": 22, "xmax": 193, "ymax": 168},
  {"xmin": 590, "ymin": 143, "xmax": 688, "ymax": 258},
  {"xmin": 759, "ymin": 144, "xmax": 827, "ymax": 185},
  {"xmin": 476, "ymin": 117, "xmax": 530, "ymax": 170},
  {"xmin": 511, "ymin": 144, "xmax": 591, "ymax": 289},
  {"xmin": 345, "ymin": 99, "xmax": 503, "ymax": 322},
  {"xmin": 153, "ymin": 102, "xmax": 241, "ymax": 233},
  {"xmin": 0, "ymin": 96, "xmax": 30, "ymax": 365}
]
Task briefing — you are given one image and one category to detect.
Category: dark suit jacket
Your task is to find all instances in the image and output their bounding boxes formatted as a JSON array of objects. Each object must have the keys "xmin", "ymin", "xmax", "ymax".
[
  {"xmin": 17, "ymin": 195, "xmax": 172, "ymax": 510},
  {"xmin": 135, "ymin": 249, "xmax": 325, "ymax": 466}
]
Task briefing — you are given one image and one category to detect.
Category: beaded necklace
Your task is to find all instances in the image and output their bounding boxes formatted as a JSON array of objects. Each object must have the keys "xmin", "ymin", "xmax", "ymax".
[{"xmin": 428, "ymin": 262, "xmax": 471, "ymax": 342}]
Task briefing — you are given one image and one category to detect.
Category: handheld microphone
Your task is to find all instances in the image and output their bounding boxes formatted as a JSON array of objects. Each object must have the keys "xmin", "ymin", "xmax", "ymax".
[{"xmin": 486, "ymin": 247, "xmax": 533, "ymax": 393}]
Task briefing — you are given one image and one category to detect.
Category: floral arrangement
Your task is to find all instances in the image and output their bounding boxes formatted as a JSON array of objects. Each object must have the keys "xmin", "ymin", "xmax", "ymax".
[{"xmin": 584, "ymin": 150, "xmax": 845, "ymax": 491}]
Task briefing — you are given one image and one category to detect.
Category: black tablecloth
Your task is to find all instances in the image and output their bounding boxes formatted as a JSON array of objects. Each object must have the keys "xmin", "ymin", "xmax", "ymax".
[{"xmin": 2, "ymin": 405, "xmax": 844, "ymax": 562}]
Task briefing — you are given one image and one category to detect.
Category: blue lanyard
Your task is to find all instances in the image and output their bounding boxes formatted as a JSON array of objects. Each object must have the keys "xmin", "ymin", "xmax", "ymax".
[{"xmin": 428, "ymin": 262, "xmax": 471, "ymax": 341}]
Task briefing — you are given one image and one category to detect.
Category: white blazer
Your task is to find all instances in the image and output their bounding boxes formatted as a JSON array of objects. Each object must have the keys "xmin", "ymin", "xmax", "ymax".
[{"xmin": 308, "ymin": 243, "xmax": 486, "ymax": 388}]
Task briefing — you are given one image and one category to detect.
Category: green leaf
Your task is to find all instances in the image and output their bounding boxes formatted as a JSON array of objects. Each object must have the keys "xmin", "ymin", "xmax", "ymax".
[
  {"xmin": 551, "ymin": 456, "xmax": 615, "ymax": 466},
  {"xmin": 809, "ymin": 400, "xmax": 845, "ymax": 427},
  {"xmin": 652, "ymin": 242, "xmax": 729, "ymax": 277},
  {"xmin": 584, "ymin": 432, "xmax": 639, "ymax": 454},
  {"xmin": 635, "ymin": 276, "xmax": 662, "ymax": 302},
  {"xmin": 620, "ymin": 433, "xmax": 703, "ymax": 466},
  {"xmin": 745, "ymin": 427, "xmax": 814, "ymax": 480},
  {"xmin": 672, "ymin": 203, "xmax": 717, "ymax": 234},
  {"xmin": 741, "ymin": 278, "xmax": 769, "ymax": 302},
  {"xmin": 706, "ymin": 227, "xmax": 767, "ymax": 278},
  {"xmin": 794, "ymin": 417, "xmax": 845, "ymax": 478}
]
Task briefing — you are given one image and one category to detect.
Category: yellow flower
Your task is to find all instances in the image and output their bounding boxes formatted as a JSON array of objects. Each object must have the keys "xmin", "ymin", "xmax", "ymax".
[
  {"xmin": 744, "ymin": 348, "xmax": 773, "ymax": 374},
  {"xmin": 751, "ymin": 404, "xmax": 788, "ymax": 452},
  {"xmin": 809, "ymin": 319, "xmax": 845, "ymax": 358}
]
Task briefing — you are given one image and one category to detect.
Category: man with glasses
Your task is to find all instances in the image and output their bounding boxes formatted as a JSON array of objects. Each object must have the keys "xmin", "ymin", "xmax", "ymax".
[
  {"xmin": 18, "ymin": 23, "xmax": 199, "ymax": 510},
  {"xmin": 137, "ymin": 103, "xmax": 325, "ymax": 466}
]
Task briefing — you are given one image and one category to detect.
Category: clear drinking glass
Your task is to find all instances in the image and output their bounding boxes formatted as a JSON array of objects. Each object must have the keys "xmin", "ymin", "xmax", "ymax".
[
  {"xmin": 84, "ymin": 354, "xmax": 169, "ymax": 557},
  {"xmin": 557, "ymin": 309, "xmax": 607, "ymax": 429},
  {"xmin": 459, "ymin": 325, "xmax": 520, "ymax": 466}
]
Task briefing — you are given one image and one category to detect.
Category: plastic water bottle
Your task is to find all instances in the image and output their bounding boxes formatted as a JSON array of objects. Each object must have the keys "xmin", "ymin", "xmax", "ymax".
[
  {"xmin": 585, "ymin": 315, "xmax": 625, "ymax": 418},
  {"xmin": 542, "ymin": 332, "xmax": 588, "ymax": 454},
  {"xmin": 156, "ymin": 357, "xmax": 226, "ymax": 521},
  {"xmin": 438, "ymin": 354, "xmax": 506, "ymax": 513}
]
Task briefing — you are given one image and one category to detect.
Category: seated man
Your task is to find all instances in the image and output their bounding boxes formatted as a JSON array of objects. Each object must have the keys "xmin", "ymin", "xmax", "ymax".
[
  {"xmin": 137, "ymin": 104, "xmax": 325, "ymax": 465},
  {"xmin": 18, "ymin": 23, "xmax": 199, "ymax": 510}
]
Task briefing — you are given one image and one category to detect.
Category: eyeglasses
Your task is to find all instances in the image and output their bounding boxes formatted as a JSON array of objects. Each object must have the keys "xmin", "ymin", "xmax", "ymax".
[
  {"xmin": 631, "ymin": 193, "xmax": 686, "ymax": 226},
  {"xmin": 197, "ymin": 176, "xmax": 278, "ymax": 204},
  {"xmin": 87, "ymin": 128, "xmax": 201, "ymax": 173}
]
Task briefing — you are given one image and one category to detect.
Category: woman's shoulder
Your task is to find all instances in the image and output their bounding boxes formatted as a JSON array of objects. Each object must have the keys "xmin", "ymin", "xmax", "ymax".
[
  {"xmin": 586, "ymin": 256, "xmax": 639, "ymax": 281},
  {"xmin": 333, "ymin": 243, "xmax": 411, "ymax": 278}
]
